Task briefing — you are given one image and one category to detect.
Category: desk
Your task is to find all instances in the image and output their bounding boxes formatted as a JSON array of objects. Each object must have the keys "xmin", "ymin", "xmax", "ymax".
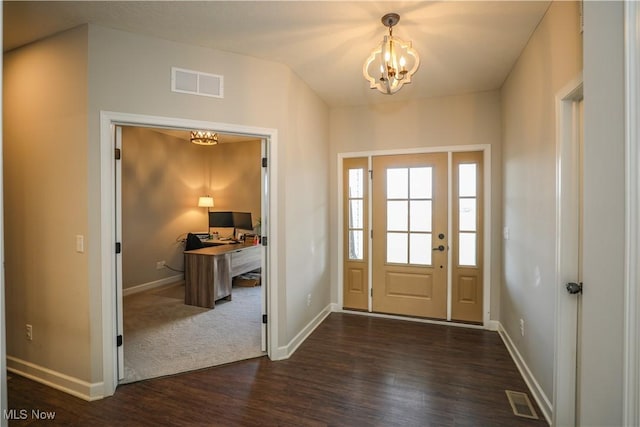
[
  {"xmin": 201, "ymin": 238, "xmax": 239, "ymax": 247},
  {"xmin": 184, "ymin": 243, "xmax": 261, "ymax": 308}
]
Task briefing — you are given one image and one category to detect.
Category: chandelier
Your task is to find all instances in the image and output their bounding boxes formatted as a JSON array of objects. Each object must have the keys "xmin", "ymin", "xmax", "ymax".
[
  {"xmin": 190, "ymin": 130, "xmax": 218, "ymax": 146},
  {"xmin": 363, "ymin": 13, "xmax": 420, "ymax": 95}
]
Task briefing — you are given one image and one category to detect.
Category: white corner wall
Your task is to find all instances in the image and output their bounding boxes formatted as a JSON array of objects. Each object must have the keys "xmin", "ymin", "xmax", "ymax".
[
  {"xmin": 500, "ymin": 0, "xmax": 582, "ymax": 411},
  {"xmin": 580, "ymin": 2, "xmax": 625, "ymax": 424}
]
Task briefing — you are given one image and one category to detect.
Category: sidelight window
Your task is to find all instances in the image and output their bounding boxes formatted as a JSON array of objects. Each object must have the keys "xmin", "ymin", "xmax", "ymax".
[
  {"xmin": 348, "ymin": 168, "xmax": 365, "ymax": 260},
  {"xmin": 458, "ymin": 163, "xmax": 477, "ymax": 266}
]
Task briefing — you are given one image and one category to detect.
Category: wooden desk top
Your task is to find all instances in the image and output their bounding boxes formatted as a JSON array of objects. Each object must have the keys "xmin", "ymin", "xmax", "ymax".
[{"xmin": 184, "ymin": 242, "xmax": 260, "ymax": 256}]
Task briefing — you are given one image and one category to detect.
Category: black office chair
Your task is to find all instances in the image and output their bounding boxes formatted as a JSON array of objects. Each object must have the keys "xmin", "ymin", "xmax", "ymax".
[{"xmin": 185, "ymin": 233, "xmax": 205, "ymax": 251}]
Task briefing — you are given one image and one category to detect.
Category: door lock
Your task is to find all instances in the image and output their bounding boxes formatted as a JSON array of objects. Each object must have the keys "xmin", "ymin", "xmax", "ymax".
[
  {"xmin": 432, "ymin": 245, "xmax": 445, "ymax": 252},
  {"xmin": 566, "ymin": 282, "xmax": 583, "ymax": 294}
]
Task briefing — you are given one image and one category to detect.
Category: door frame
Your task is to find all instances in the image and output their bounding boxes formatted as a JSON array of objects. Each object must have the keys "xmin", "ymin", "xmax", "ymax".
[
  {"xmin": 100, "ymin": 111, "xmax": 279, "ymax": 396},
  {"xmin": 623, "ymin": 1, "xmax": 640, "ymax": 424},
  {"xmin": 553, "ymin": 74, "xmax": 583, "ymax": 426},
  {"xmin": 337, "ymin": 144, "xmax": 492, "ymax": 327}
]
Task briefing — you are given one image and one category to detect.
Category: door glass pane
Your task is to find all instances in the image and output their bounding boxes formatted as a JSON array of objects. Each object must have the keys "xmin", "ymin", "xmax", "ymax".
[
  {"xmin": 348, "ymin": 168, "xmax": 364, "ymax": 198},
  {"xmin": 349, "ymin": 200, "xmax": 363, "ymax": 228},
  {"xmin": 387, "ymin": 168, "xmax": 408, "ymax": 199},
  {"xmin": 459, "ymin": 164, "xmax": 477, "ymax": 197},
  {"xmin": 409, "ymin": 233, "xmax": 432, "ymax": 265},
  {"xmin": 387, "ymin": 232, "xmax": 408, "ymax": 264},
  {"xmin": 459, "ymin": 198, "xmax": 476, "ymax": 232},
  {"xmin": 349, "ymin": 230, "xmax": 363, "ymax": 260},
  {"xmin": 459, "ymin": 232, "xmax": 477, "ymax": 266},
  {"xmin": 409, "ymin": 200, "xmax": 432, "ymax": 232},
  {"xmin": 387, "ymin": 201, "xmax": 408, "ymax": 231},
  {"xmin": 409, "ymin": 167, "xmax": 432, "ymax": 199}
]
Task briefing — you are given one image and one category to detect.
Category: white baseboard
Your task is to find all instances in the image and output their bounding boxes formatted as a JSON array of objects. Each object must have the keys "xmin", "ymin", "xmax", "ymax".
[
  {"xmin": 497, "ymin": 322, "xmax": 552, "ymax": 424},
  {"xmin": 7, "ymin": 356, "xmax": 104, "ymax": 401},
  {"xmin": 485, "ymin": 320, "xmax": 500, "ymax": 331},
  {"xmin": 122, "ymin": 274, "xmax": 184, "ymax": 296},
  {"xmin": 274, "ymin": 303, "xmax": 333, "ymax": 360}
]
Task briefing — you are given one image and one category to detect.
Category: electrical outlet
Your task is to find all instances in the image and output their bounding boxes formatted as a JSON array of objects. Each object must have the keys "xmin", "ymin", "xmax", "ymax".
[
  {"xmin": 156, "ymin": 260, "xmax": 166, "ymax": 270},
  {"xmin": 26, "ymin": 324, "xmax": 33, "ymax": 341},
  {"xmin": 306, "ymin": 293, "xmax": 311, "ymax": 307},
  {"xmin": 519, "ymin": 318, "xmax": 525, "ymax": 337}
]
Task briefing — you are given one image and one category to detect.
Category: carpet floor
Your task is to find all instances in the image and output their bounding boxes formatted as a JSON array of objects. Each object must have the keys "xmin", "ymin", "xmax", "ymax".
[{"xmin": 121, "ymin": 283, "xmax": 265, "ymax": 384}]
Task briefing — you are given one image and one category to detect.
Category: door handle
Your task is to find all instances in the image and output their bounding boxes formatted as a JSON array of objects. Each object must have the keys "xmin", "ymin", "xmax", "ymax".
[
  {"xmin": 566, "ymin": 282, "xmax": 583, "ymax": 294},
  {"xmin": 432, "ymin": 245, "xmax": 445, "ymax": 252}
]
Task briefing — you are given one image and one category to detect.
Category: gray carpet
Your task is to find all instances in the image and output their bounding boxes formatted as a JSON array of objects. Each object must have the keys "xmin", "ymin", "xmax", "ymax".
[{"xmin": 121, "ymin": 283, "xmax": 265, "ymax": 384}]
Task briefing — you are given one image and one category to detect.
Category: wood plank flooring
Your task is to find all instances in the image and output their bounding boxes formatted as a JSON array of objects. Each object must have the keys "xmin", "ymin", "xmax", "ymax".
[{"xmin": 7, "ymin": 313, "xmax": 548, "ymax": 426}]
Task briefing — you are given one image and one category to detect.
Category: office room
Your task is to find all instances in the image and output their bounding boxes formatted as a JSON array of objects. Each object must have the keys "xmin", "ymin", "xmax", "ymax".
[{"xmin": 119, "ymin": 125, "xmax": 264, "ymax": 383}]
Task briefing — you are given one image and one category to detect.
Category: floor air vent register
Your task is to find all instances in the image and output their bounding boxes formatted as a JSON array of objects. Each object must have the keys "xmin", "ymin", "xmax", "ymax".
[{"xmin": 505, "ymin": 390, "xmax": 539, "ymax": 419}]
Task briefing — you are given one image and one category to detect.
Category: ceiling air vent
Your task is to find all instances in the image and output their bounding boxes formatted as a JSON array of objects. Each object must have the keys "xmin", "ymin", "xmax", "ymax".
[{"xmin": 171, "ymin": 67, "xmax": 224, "ymax": 98}]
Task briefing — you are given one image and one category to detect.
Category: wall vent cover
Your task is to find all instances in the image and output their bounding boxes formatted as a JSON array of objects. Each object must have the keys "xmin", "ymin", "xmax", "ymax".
[{"xmin": 171, "ymin": 67, "xmax": 223, "ymax": 98}]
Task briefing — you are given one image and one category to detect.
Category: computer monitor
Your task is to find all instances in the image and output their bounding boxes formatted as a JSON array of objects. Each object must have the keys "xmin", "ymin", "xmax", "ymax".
[
  {"xmin": 232, "ymin": 212, "xmax": 253, "ymax": 231},
  {"xmin": 208, "ymin": 211, "xmax": 234, "ymax": 228}
]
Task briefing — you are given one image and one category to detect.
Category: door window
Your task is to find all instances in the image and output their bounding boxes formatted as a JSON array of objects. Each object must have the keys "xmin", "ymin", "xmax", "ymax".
[{"xmin": 385, "ymin": 167, "xmax": 433, "ymax": 266}]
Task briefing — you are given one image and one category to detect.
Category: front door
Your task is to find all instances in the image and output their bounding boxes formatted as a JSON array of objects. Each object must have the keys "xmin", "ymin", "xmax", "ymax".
[
  {"xmin": 342, "ymin": 150, "xmax": 484, "ymax": 322},
  {"xmin": 371, "ymin": 153, "xmax": 448, "ymax": 319}
]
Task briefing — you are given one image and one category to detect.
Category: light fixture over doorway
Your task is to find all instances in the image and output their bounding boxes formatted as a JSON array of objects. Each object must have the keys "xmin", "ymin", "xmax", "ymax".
[
  {"xmin": 190, "ymin": 130, "xmax": 218, "ymax": 145},
  {"xmin": 363, "ymin": 13, "xmax": 420, "ymax": 95}
]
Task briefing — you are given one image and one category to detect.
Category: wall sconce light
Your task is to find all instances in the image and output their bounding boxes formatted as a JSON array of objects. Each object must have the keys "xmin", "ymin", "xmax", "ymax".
[
  {"xmin": 363, "ymin": 13, "xmax": 420, "ymax": 95},
  {"xmin": 191, "ymin": 130, "xmax": 218, "ymax": 145}
]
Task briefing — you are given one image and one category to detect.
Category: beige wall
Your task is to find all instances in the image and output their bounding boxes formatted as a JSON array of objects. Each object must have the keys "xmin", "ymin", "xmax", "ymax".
[
  {"xmin": 329, "ymin": 91, "xmax": 503, "ymax": 318},
  {"xmin": 500, "ymin": 0, "xmax": 582, "ymax": 404},
  {"xmin": 3, "ymin": 23, "xmax": 329, "ymax": 390},
  {"xmin": 86, "ymin": 25, "xmax": 330, "ymax": 381},
  {"xmin": 3, "ymin": 27, "xmax": 91, "ymax": 380},
  {"xmin": 580, "ymin": 2, "xmax": 625, "ymax": 424},
  {"xmin": 121, "ymin": 127, "xmax": 261, "ymax": 289},
  {"xmin": 205, "ymin": 137, "xmax": 262, "ymax": 225}
]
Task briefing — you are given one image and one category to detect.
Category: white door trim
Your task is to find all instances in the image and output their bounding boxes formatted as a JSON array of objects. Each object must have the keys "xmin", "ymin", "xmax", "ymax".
[
  {"xmin": 99, "ymin": 111, "xmax": 279, "ymax": 396},
  {"xmin": 553, "ymin": 74, "xmax": 583, "ymax": 427},
  {"xmin": 623, "ymin": 1, "xmax": 640, "ymax": 424},
  {"xmin": 336, "ymin": 144, "xmax": 492, "ymax": 328},
  {"xmin": 0, "ymin": 5, "xmax": 7, "ymax": 424}
]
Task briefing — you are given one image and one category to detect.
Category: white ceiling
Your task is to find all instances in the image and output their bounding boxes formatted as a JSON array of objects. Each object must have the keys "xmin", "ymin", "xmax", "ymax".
[{"xmin": 3, "ymin": 1, "xmax": 551, "ymax": 108}]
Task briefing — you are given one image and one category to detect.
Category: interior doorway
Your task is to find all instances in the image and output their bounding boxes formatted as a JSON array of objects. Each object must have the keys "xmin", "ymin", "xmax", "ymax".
[
  {"xmin": 341, "ymin": 148, "xmax": 488, "ymax": 324},
  {"xmin": 114, "ymin": 125, "xmax": 265, "ymax": 383},
  {"xmin": 99, "ymin": 111, "xmax": 278, "ymax": 397}
]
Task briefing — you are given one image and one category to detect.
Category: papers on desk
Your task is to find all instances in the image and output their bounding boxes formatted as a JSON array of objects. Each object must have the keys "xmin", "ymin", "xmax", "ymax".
[{"xmin": 202, "ymin": 238, "xmax": 238, "ymax": 246}]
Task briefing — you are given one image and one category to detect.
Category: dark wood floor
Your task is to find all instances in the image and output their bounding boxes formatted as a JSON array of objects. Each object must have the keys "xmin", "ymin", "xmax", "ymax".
[{"xmin": 7, "ymin": 313, "xmax": 548, "ymax": 426}]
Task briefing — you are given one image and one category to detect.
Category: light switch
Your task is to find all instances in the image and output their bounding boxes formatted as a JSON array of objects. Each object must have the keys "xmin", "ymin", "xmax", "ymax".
[
  {"xmin": 76, "ymin": 235, "xmax": 85, "ymax": 253},
  {"xmin": 503, "ymin": 226, "xmax": 510, "ymax": 240}
]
